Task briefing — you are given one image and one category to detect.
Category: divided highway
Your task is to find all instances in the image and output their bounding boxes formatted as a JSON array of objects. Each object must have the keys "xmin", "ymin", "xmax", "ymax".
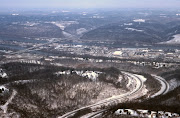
[
  {"xmin": 82, "ymin": 74, "xmax": 170, "ymax": 118},
  {"xmin": 59, "ymin": 72, "xmax": 145, "ymax": 118}
]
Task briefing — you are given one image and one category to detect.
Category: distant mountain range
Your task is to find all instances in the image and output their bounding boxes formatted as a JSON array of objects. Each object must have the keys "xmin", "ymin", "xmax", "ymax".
[
  {"xmin": 0, "ymin": 13, "xmax": 180, "ymax": 45},
  {"xmin": 81, "ymin": 21, "xmax": 180, "ymax": 44},
  {"xmin": 0, "ymin": 23, "xmax": 64, "ymax": 38}
]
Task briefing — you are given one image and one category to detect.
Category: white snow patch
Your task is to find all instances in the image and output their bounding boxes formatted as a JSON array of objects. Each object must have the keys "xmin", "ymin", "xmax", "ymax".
[
  {"xmin": 0, "ymin": 73, "xmax": 7, "ymax": 78},
  {"xmin": 0, "ymin": 69, "xmax": 8, "ymax": 78},
  {"xmin": 62, "ymin": 31, "xmax": 73, "ymax": 38},
  {"xmin": 11, "ymin": 14, "xmax": 19, "ymax": 16},
  {"xmin": 55, "ymin": 71, "xmax": 71, "ymax": 75},
  {"xmin": 62, "ymin": 10, "xmax": 70, "ymax": 13},
  {"xmin": 81, "ymin": 71, "xmax": 100, "ymax": 81},
  {"xmin": 113, "ymin": 51, "xmax": 123, "ymax": 56},
  {"xmin": 76, "ymin": 28, "xmax": 87, "ymax": 35},
  {"xmin": 0, "ymin": 86, "xmax": 8, "ymax": 92},
  {"xmin": 125, "ymin": 28, "xmax": 144, "ymax": 32},
  {"xmin": 50, "ymin": 63, "xmax": 63, "ymax": 66},
  {"xmin": 51, "ymin": 22, "xmax": 65, "ymax": 30},
  {"xmin": 160, "ymin": 16, "xmax": 167, "ymax": 18},
  {"xmin": 91, "ymin": 14, "xmax": 104, "ymax": 19},
  {"xmin": 125, "ymin": 75, "xmax": 133, "ymax": 89},
  {"xmin": 134, "ymin": 74, "xmax": 147, "ymax": 82},
  {"xmin": 55, "ymin": 70, "xmax": 102, "ymax": 81},
  {"xmin": 133, "ymin": 19, "xmax": 145, "ymax": 22},
  {"xmin": 162, "ymin": 34, "xmax": 180, "ymax": 44},
  {"xmin": 24, "ymin": 22, "xmax": 39, "ymax": 27},
  {"xmin": 52, "ymin": 11, "xmax": 59, "ymax": 13},
  {"xmin": 51, "ymin": 21, "xmax": 78, "ymax": 30},
  {"xmin": 124, "ymin": 23, "xmax": 133, "ymax": 26}
]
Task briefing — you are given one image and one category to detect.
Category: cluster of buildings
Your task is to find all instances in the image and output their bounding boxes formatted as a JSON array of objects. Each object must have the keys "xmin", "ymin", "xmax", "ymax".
[
  {"xmin": 112, "ymin": 48, "xmax": 180, "ymax": 61},
  {"xmin": 50, "ymin": 43, "xmax": 180, "ymax": 63},
  {"xmin": 52, "ymin": 43, "xmax": 110, "ymax": 57},
  {"xmin": 46, "ymin": 44, "xmax": 180, "ymax": 68},
  {"xmin": 115, "ymin": 109, "xmax": 180, "ymax": 118},
  {"xmin": 1, "ymin": 38, "xmax": 180, "ymax": 69}
]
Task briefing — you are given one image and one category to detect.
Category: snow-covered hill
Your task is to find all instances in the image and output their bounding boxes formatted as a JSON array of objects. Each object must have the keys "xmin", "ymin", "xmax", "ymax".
[{"xmin": 160, "ymin": 34, "xmax": 180, "ymax": 44}]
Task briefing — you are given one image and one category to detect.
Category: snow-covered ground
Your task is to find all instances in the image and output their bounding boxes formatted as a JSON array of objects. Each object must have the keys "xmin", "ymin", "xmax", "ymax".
[
  {"xmin": 0, "ymin": 69, "xmax": 8, "ymax": 78},
  {"xmin": 125, "ymin": 28, "xmax": 144, "ymax": 32},
  {"xmin": 133, "ymin": 19, "xmax": 145, "ymax": 23},
  {"xmin": 0, "ymin": 86, "xmax": 9, "ymax": 93},
  {"xmin": 160, "ymin": 34, "xmax": 180, "ymax": 44},
  {"xmin": 0, "ymin": 89, "xmax": 17, "ymax": 113},
  {"xmin": 113, "ymin": 51, "xmax": 123, "ymax": 56},
  {"xmin": 23, "ymin": 22, "xmax": 39, "ymax": 27},
  {"xmin": 51, "ymin": 22, "xmax": 65, "ymax": 30},
  {"xmin": 51, "ymin": 21, "xmax": 78, "ymax": 30},
  {"xmin": 62, "ymin": 10, "xmax": 70, "ymax": 13},
  {"xmin": 134, "ymin": 74, "xmax": 147, "ymax": 82},
  {"xmin": 12, "ymin": 80, "xmax": 35, "ymax": 84},
  {"xmin": 166, "ymin": 34, "xmax": 180, "ymax": 44},
  {"xmin": 124, "ymin": 23, "xmax": 133, "ymax": 26},
  {"xmin": 168, "ymin": 78, "xmax": 180, "ymax": 91},
  {"xmin": 55, "ymin": 70, "xmax": 102, "ymax": 81},
  {"xmin": 62, "ymin": 31, "xmax": 73, "ymax": 38},
  {"xmin": 76, "ymin": 28, "xmax": 87, "ymax": 35},
  {"xmin": 11, "ymin": 14, "xmax": 19, "ymax": 16}
]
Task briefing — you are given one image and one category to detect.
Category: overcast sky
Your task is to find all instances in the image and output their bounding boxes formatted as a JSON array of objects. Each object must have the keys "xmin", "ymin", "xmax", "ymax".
[{"xmin": 1, "ymin": 0, "xmax": 180, "ymax": 9}]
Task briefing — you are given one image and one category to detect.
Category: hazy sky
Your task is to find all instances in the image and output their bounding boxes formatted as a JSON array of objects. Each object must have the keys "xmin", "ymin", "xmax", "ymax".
[{"xmin": 1, "ymin": 0, "xmax": 180, "ymax": 9}]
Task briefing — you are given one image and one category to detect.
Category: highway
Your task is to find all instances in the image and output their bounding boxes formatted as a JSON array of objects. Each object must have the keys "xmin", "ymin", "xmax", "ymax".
[
  {"xmin": 7, "ymin": 39, "xmax": 58, "ymax": 55},
  {"xmin": 84, "ymin": 74, "xmax": 170, "ymax": 118},
  {"xmin": 59, "ymin": 72, "xmax": 145, "ymax": 118},
  {"xmin": 0, "ymin": 39, "xmax": 60, "ymax": 65},
  {"xmin": 151, "ymin": 74, "xmax": 170, "ymax": 98}
]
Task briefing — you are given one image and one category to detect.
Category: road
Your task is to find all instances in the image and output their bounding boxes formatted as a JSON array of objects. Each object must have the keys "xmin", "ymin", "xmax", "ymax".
[
  {"xmin": 0, "ymin": 78, "xmax": 40, "ymax": 115},
  {"xmin": 0, "ymin": 89, "xmax": 17, "ymax": 113},
  {"xmin": 0, "ymin": 39, "xmax": 60, "ymax": 65},
  {"xmin": 7, "ymin": 39, "xmax": 58, "ymax": 55},
  {"xmin": 59, "ymin": 72, "xmax": 145, "ymax": 118},
  {"xmin": 84, "ymin": 74, "xmax": 170, "ymax": 118},
  {"xmin": 151, "ymin": 74, "xmax": 170, "ymax": 98}
]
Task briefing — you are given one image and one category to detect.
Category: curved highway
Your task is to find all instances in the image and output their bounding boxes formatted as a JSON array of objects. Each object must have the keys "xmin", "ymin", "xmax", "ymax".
[
  {"xmin": 86, "ymin": 74, "xmax": 170, "ymax": 118},
  {"xmin": 151, "ymin": 74, "xmax": 170, "ymax": 98},
  {"xmin": 59, "ymin": 72, "xmax": 145, "ymax": 118}
]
